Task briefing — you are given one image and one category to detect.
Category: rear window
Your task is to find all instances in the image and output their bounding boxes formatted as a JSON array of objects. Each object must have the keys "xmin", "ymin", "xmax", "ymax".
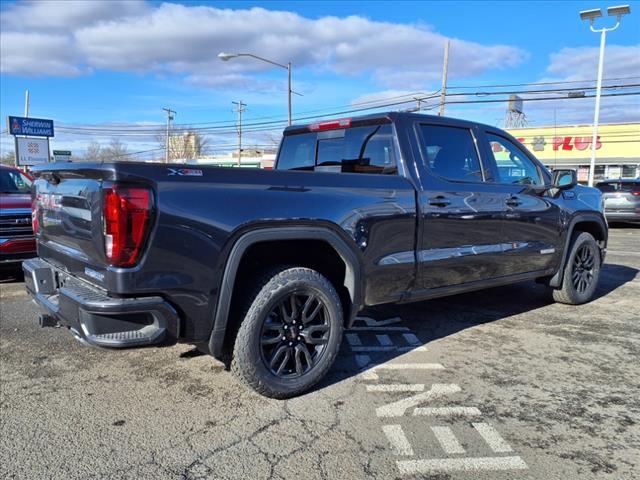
[
  {"xmin": 597, "ymin": 182, "xmax": 640, "ymax": 192},
  {"xmin": 277, "ymin": 124, "xmax": 397, "ymax": 174}
]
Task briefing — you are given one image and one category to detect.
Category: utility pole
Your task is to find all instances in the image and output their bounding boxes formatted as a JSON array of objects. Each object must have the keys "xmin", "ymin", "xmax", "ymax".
[
  {"xmin": 162, "ymin": 107, "xmax": 176, "ymax": 163},
  {"xmin": 438, "ymin": 40, "xmax": 450, "ymax": 116},
  {"xmin": 24, "ymin": 90, "xmax": 30, "ymax": 117},
  {"xmin": 232, "ymin": 101, "xmax": 246, "ymax": 167}
]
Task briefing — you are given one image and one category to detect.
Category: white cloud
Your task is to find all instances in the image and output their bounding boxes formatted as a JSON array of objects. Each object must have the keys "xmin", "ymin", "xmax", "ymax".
[
  {"xmin": 0, "ymin": 1, "xmax": 526, "ymax": 89},
  {"xmin": 0, "ymin": 0, "xmax": 148, "ymax": 31},
  {"xmin": 545, "ymin": 45, "xmax": 640, "ymax": 82},
  {"xmin": 527, "ymin": 45, "xmax": 640, "ymax": 125},
  {"xmin": 0, "ymin": 32, "xmax": 86, "ymax": 77}
]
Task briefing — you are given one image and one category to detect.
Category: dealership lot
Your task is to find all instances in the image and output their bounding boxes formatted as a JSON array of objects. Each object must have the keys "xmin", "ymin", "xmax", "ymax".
[{"xmin": 1, "ymin": 226, "xmax": 638, "ymax": 480}]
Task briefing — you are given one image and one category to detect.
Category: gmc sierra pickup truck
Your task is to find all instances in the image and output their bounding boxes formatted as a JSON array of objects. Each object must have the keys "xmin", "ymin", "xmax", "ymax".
[{"xmin": 23, "ymin": 112, "xmax": 607, "ymax": 398}]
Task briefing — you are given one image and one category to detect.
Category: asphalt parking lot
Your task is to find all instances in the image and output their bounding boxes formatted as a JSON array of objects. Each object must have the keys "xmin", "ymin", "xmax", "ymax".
[{"xmin": 1, "ymin": 225, "xmax": 638, "ymax": 480}]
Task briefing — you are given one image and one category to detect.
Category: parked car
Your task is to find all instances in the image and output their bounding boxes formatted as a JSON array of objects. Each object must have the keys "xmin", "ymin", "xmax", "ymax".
[
  {"xmin": 596, "ymin": 179, "xmax": 640, "ymax": 223},
  {"xmin": 0, "ymin": 164, "xmax": 36, "ymax": 267},
  {"xmin": 23, "ymin": 112, "xmax": 607, "ymax": 398}
]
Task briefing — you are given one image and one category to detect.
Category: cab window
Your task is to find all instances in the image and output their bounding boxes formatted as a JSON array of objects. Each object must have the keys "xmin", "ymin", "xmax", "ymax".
[
  {"xmin": 486, "ymin": 133, "xmax": 542, "ymax": 186},
  {"xmin": 277, "ymin": 125, "xmax": 398, "ymax": 174}
]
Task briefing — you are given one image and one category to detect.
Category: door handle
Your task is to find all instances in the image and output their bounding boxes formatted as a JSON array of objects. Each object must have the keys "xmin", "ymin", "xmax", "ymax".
[
  {"xmin": 428, "ymin": 196, "xmax": 451, "ymax": 207},
  {"xmin": 505, "ymin": 196, "xmax": 521, "ymax": 207}
]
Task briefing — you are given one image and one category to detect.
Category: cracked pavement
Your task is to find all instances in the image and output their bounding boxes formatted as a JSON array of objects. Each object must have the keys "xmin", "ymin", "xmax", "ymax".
[{"xmin": 1, "ymin": 225, "xmax": 639, "ymax": 479}]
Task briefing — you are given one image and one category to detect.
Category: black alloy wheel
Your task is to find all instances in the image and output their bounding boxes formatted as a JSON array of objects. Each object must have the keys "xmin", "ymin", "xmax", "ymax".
[
  {"xmin": 231, "ymin": 266, "xmax": 343, "ymax": 399},
  {"xmin": 260, "ymin": 292, "xmax": 330, "ymax": 378},
  {"xmin": 571, "ymin": 244, "xmax": 596, "ymax": 294}
]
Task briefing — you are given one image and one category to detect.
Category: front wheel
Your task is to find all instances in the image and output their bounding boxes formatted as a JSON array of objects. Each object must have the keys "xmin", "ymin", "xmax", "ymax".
[
  {"xmin": 552, "ymin": 232, "xmax": 601, "ymax": 305},
  {"xmin": 231, "ymin": 266, "xmax": 343, "ymax": 399}
]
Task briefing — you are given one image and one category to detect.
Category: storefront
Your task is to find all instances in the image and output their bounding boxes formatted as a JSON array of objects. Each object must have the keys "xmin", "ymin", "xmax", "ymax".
[{"xmin": 507, "ymin": 123, "xmax": 640, "ymax": 183}]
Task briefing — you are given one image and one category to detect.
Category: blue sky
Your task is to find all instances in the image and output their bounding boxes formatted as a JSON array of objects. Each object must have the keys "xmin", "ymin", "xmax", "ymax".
[{"xmin": 1, "ymin": 0, "xmax": 639, "ymax": 159}]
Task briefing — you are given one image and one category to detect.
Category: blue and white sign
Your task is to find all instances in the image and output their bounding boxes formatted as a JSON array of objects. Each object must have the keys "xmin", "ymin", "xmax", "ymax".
[{"xmin": 7, "ymin": 116, "xmax": 54, "ymax": 137}]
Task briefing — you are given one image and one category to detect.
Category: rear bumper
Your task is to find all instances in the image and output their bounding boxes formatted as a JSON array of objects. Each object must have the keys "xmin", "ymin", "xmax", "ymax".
[
  {"xmin": 0, "ymin": 237, "xmax": 36, "ymax": 265},
  {"xmin": 604, "ymin": 210, "xmax": 640, "ymax": 222},
  {"xmin": 22, "ymin": 257, "xmax": 179, "ymax": 348}
]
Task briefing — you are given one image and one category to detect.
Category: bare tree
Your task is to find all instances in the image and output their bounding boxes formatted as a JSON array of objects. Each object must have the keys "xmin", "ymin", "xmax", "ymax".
[
  {"xmin": 83, "ymin": 141, "xmax": 102, "ymax": 161},
  {"xmin": 102, "ymin": 138, "xmax": 128, "ymax": 160},
  {"xmin": 1, "ymin": 151, "xmax": 16, "ymax": 166}
]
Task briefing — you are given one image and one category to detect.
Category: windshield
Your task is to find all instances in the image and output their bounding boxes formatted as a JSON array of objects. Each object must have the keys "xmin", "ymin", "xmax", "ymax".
[{"xmin": 0, "ymin": 168, "xmax": 32, "ymax": 194}]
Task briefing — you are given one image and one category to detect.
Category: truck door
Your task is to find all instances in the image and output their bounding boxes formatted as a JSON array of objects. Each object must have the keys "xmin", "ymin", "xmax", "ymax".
[
  {"xmin": 413, "ymin": 122, "xmax": 507, "ymax": 289},
  {"xmin": 477, "ymin": 130, "xmax": 562, "ymax": 276}
]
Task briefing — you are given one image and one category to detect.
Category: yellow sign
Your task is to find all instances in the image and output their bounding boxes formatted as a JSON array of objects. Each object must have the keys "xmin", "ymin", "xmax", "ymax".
[{"xmin": 507, "ymin": 123, "xmax": 639, "ymax": 161}]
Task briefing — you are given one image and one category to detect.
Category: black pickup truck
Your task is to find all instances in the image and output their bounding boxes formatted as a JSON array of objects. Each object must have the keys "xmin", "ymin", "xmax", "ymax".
[{"xmin": 23, "ymin": 112, "xmax": 607, "ymax": 398}]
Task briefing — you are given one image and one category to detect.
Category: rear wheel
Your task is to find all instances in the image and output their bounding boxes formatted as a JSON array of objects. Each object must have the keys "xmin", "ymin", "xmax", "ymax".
[
  {"xmin": 231, "ymin": 266, "xmax": 343, "ymax": 398},
  {"xmin": 552, "ymin": 232, "xmax": 601, "ymax": 305}
]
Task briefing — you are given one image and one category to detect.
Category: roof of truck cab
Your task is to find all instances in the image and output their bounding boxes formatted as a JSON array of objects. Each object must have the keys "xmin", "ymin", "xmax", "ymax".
[{"xmin": 283, "ymin": 111, "xmax": 494, "ymax": 136}]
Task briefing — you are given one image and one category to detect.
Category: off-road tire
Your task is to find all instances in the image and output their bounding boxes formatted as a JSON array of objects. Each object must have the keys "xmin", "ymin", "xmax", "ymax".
[
  {"xmin": 552, "ymin": 232, "xmax": 601, "ymax": 305},
  {"xmin": 231, "ymin": 266, "xmax": 343, "ymax": 399}
]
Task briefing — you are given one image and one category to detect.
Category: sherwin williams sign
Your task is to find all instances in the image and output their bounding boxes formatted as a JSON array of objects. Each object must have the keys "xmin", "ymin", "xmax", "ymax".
[{"xmin": 7, "ymin": 116, "xmax": 54, "ymax": 137}]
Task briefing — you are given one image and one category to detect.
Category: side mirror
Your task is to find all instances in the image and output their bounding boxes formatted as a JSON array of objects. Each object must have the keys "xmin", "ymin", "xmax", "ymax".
[{"xmin": 552, "ymin": 169, "xmax": 577, "ymax": 190}]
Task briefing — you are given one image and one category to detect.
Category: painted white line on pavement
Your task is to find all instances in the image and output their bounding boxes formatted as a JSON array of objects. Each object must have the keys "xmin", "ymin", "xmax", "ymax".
[
  {"xmin": 361, "ymin": 363, "xmax": 446, "ymax": 380},
  {"xmin": 367, "ymin": 384, "xmax": 425, "ymax": 392},
  {"xmin": 376, "ymin": 334, "xmax": 394, "ymax": 346},
  {"xmin": 472, "ymin": 422, "xmax": 513, "ymax": 453},
  {"xmin": 382, "ymin": 425, "xmax": 414, "ymax": 456},
  {"xmin": 413, "ymin": 407, "xmax": 482, "ymax": 417},
  {"xmin": 397, "ymin": 456, "xmax": 527, "ymax": 474},
  {"xmin": 352, "ymin": 346, "xmax": 401, "ymax": 352},
  {"xmin": 345, "ymin": 333, "xmax": 362, "ymax": 346},
  {"xmin": 355, "ymin": 316, "xmax": 403, "ymax": 327},
  {"xmin": 377, "ymin": 384, "xmax": 460, "ymax": 417},
  {"xmin": 355, "ymin": 354, "xmax": 371, "ymax": 368},
  {"xmin": 349, "ymin": 326, "xmax": 410, "ymax": 332},
  {"xmin": 431, "ymin": 426, "xmax": 465, "ymax": 454},
  {"xmin": 402, "ymin": 333, "xmax": 421, "ymax": 346}
]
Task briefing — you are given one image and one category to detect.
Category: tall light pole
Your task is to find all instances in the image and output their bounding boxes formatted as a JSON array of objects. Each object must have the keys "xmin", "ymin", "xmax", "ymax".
[
  {"xmin": 218, "ymin": 52, "xmax": 293, "ymax": 126},
  {"xmin": 580, "ymin": 5, "xmax": 631, "ymax": 186}
]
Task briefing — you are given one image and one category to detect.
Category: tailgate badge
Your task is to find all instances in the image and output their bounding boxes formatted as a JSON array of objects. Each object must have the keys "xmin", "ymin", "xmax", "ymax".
[{"xmin": 167, "ymin": 168, "xmax": 203, "ymax": 177}]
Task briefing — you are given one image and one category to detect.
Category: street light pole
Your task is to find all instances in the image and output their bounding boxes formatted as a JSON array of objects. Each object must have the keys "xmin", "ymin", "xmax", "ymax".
[
  {"xmin": 589, "ymin": 27, "xmax": 607, "ymax": 187},
  {"xmin": 580, "ymin": 5, "xmax": 630, "ymax": 187},
  {"xmin": 219, "ymin": 52, "xmax": 293, "ymax": 126}
]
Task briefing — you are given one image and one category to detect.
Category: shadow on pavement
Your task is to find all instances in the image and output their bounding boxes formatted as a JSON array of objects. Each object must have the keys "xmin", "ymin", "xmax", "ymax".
[
  {"xmin": 0, "ymin": 266, "xmax": 24, "ymax": 284},
  {"xmin": 315, "ymin": 262, "xmax": 638, "ymax": 393}
]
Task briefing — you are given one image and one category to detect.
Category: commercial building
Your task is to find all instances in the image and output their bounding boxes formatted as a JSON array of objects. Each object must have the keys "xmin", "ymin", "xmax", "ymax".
[{"xmin": 508, "ymin": 123, "xmax": 640, "ymax": 183}]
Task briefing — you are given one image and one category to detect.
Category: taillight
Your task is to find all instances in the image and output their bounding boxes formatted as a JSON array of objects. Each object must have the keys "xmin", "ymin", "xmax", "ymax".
[
  {"xmin": 103, "ymin": 185, "xmax": 151, "ymax": 267},
  {"xmin": 309, "ymin": 118, "xmax": 351, "ymax": 132},
  {"xmin": 31, "ymin": 195, "xmax": 39, "ymax": 235}
]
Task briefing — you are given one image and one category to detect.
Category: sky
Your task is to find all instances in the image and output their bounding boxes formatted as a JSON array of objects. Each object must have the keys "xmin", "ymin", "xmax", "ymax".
[{"xmin": 1, "ymin": 0, "xmax": 639, "ymax": 159}]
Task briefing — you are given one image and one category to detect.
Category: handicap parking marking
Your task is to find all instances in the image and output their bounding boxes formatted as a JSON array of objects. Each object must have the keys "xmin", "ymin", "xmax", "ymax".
[
  {"xmin": 346, "ymin": 330, "xmax": 428, "ymax": 353},
  {"xmin": 472, "ymin": 422, "xmax": 514, "ymax": 453},
  {"xmin": 431, "ymin": 426, "xmax": 466, "ymax": 455},
  {"xmin": 376, "ymin": 384, "xmax": 461, "ymax": 417},
  {"xmin": 360, "ymin": 362, "xmax": 446, "ymax": 380},
  {"xmin": 350, "ymin": 315, "xmax": 528, "ymax": 476},
  {"xmin": 367, "ymin": 384, "xmax": 425, "ymax": 392},
  {"xmin": 413, "ymin": 406, "xmax": 482, "ymax": 417},
  {"xmin": 397, "ymin": 456, "xmax": 528, "ymax": 474},
  {"xmin": 382, "ymin": 425, "xmax": 415, "ymax": 456}
]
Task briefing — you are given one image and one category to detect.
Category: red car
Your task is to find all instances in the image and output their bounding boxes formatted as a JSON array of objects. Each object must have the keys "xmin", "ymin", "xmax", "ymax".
[{"xmin": 0, "ymin": 164, "xmax": 36, "ymax": 266}]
